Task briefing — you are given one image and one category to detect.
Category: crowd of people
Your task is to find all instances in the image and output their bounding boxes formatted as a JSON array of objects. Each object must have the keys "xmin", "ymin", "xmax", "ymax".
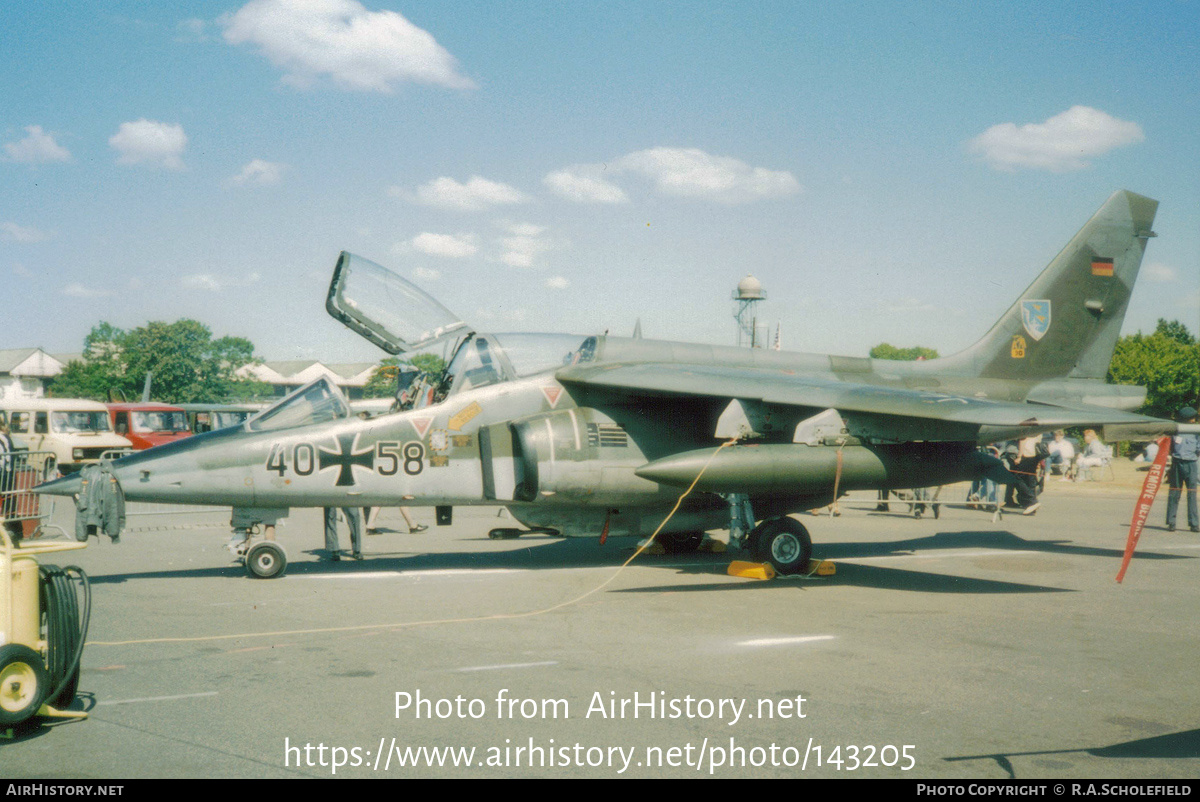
[{"xmin": 901, "ymin": 406, "xmax": 1198, "ymax": 526}]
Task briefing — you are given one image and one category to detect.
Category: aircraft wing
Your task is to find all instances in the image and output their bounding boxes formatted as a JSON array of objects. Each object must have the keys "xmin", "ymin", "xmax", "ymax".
[{"xmin": 556, "ymin": 362, "xmax": 1172, "ymax": 442}]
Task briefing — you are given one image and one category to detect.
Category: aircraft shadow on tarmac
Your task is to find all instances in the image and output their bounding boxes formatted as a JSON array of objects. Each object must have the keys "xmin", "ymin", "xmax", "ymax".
[
  {"xmin": 85, "ymin": 527, "xmax": 1186, "ymax": 591},
  {"xmin": 944, "ymin": 727, "xmax": 1200, "ymax": 778},
  {"xmin": 84, "ymin": 534, "xmax": 656, "ymax": 584},
  {"xmin": 817, "ymin": 528, "xmax": 1183, "ymax": 562},
  {"xmin": 614, "ymin": 562, "xmax": 1075, "ymax": 596},
  {"xmin": 614, "ymin": 528, "xmax": 1189, "ymax": 596}
]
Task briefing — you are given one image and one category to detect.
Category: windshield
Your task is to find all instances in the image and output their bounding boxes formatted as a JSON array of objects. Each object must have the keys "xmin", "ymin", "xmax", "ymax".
[
  {"xmin": 52, "ymin": 411, "xmax": 112, "ymax": 434},
  {"xmin": 491, "ymin": 333, "xmax": 597, "ymax": 377},
  {"xmin": 132, "ymin": 411, "xmax": 189, "ymax": 433},
  {"xmin": 435, "ymin": 333, "xmax": 597, "ymax": 402},
  {"xmin": 326, "ymin": 252, "xmax": 470, "ymax": 354},
  {"xmin": 443, "ymin": 335, "xmax": 506, "ymax": 396},
  {"xmin": 247, "ymin": 377, "xmax": 350, "ymax": 433}
]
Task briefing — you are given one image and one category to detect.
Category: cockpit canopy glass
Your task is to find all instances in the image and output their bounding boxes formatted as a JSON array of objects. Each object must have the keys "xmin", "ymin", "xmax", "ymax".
[
  {"xmin": 247, "ymin": 377, "xmax": 350, "ymax": 432},
  {"xmin": 490, "ymin": 334, "xmax": 597, "ymax": 377},
  {"xmin": 326, "ymin": 252, "xmax": 470, "ymax": 354},
  {"xmin": 438, "ymin": 333, "xmax": 597, "ymax": 400}
]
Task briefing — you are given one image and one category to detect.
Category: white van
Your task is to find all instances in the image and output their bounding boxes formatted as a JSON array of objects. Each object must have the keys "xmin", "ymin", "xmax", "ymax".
[{"xmin": 0, "ymin": 398, "xmax": 133, "ymax": 474}]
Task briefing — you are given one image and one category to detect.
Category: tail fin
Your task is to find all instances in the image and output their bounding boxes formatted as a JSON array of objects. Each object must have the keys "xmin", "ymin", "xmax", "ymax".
[{"xmin": 935, "ymin": 190, "xmax": 1158, "ymax": 381}]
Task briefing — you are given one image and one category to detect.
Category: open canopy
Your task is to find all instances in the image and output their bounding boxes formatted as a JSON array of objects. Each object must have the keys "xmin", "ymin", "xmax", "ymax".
[{"xmin": 326, "ymin": 251, "xmax": 470, "ymax": 354}]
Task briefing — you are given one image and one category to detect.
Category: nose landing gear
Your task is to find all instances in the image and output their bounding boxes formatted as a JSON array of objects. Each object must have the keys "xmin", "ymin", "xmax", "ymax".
[{"xmin": 230, "ymin": 530, "xmax": 288, "ymax": 579}]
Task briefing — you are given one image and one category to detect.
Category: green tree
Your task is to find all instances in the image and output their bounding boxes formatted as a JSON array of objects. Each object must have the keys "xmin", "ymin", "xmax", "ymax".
[
  {"xmin": 869, "ymin": 343, "xmax": 940, "ymax": 361},
  {"xmin": 1152, "ymin": 317, "xmax": 1195, "ymax": 346},
  {"xmin": 51, "ymin": 320, "xmax": 269, "ymax": 403},
  {"xmin": 362, "ymin": 357, "xmax": 401, "ymax": 399},
  {"xmin": 362, "ymin": 353, "xmax": 448, "ymax": 399},
  {"xmin": 1107, "ymin": 320, "xmax": 1200, "ymax": 419}
]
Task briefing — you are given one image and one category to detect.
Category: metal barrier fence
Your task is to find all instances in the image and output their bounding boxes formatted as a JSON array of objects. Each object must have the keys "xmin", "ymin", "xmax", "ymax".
[{"xmin": 1, "ymin": 450, "xmax": 61, "ymax": 541}]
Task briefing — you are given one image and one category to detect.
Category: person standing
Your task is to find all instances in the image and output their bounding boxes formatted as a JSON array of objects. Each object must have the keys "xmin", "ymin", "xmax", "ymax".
[
  {"xmin": 0, "ymin": 421, "xmax": 21, "ymax": 543},
  {"xmin": 324, "ymin": 506, "xmax": 363, "ymax": 561},
  {"xmin": 1013, "ymin": 435, "xmax": 1044, "ymax": 515},
  {"xmin": 1166, "ymin": 406, "xmax": 1199, "ymax": 532}
]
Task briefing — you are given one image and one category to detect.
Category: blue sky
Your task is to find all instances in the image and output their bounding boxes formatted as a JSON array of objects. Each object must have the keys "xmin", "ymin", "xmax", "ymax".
[{"xmin": 4, "ymin": 1, "xmax": 1198, "ymax": 364}]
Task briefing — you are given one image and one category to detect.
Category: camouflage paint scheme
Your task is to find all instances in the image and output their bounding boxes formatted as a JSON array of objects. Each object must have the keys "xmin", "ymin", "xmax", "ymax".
[{"xmin": 38, "ymin": 191, "xmax": 1182, "ymax": 569}]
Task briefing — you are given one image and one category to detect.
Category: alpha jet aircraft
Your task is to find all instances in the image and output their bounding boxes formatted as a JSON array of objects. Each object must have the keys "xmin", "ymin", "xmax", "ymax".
[{"xmin": 39, "ymin": 190, "xmax": 1175, "ymax": 578}]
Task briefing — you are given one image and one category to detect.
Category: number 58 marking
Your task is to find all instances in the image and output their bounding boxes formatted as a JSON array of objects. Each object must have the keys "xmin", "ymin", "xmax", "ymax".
[{"xmin": 376, "ymin": 441, "xmax": 425, "ymax": 476}]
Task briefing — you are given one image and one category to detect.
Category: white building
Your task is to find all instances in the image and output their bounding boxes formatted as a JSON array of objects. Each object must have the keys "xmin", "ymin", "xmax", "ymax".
[
  {"xmin": 0, "ymin": 348, "xmax": 70, "ymax": 401},
  {"xmin": 236, "ymin": 360, "xmax": 378, "ymax": 399}
]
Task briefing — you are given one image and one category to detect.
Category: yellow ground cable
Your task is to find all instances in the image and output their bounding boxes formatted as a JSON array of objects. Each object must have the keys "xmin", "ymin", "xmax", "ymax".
[{"xmin": 88, "ymin": 437, "xmax": 743, "ymax": 648}]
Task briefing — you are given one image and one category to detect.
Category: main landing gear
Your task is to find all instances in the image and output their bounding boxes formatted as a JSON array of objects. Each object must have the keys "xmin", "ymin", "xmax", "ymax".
[{"xmin": 745, "ymin": 517, "xmax": 813, "ymax": 576}]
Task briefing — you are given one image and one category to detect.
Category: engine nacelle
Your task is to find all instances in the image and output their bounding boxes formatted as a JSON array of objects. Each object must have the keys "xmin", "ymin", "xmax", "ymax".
[{"xmin": 481, "ymin": 408, "xmax": 662, "ymax": 504}]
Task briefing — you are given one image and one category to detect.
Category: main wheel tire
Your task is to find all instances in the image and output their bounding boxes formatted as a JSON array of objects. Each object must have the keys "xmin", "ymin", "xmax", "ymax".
[
  {"xmin": 755, "ymin": 518, "xmax": 813, "ymax": 576},
  {"xmin": 656, "ymin": 531, "xmax": 703, "ymax": 553},
  {"xmin": 0, "ymin": 644, "xmax": 49, "ymax": 726},
  {"xmin": 245, "ymin": 542, "xmax": 287, "ymax": 579}
]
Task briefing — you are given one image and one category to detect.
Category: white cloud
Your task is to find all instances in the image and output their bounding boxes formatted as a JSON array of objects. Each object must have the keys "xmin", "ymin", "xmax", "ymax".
[
  {"xmin": 412, "ymin": 266, "xmax": 441, "ymax": 281},
  {"xmin": 968, "ymin": 106, "xmax": 1144, "ymax": 172},
  {"xmin": 182, "ymin": 272, "xmax": 261, "ymax": 292},
  {"xmin": 221, "ymin": 0, "xmax": 474, "ymax": 92},
  {"xmin": 545, "ymin": 276, "xmax": 570, "ymax": 289},
  {"xmin": 183, "ymin": 274, "xmax": 222, "ymax": 292},
  {"xmin": 504, "ymin": 222, "xmax": 545, "ymax": 238},
  {"xmin": 1, "ymin": 222, "xmax": 49, "ymax": 243},
  {"xmin": 614, "ymin": 147, "xmax": 800, "ymax": 203},
  {"xmin": 63, "ymin": 283, "xmax": 113, "ymax": 298},
  {"xmin": 411, "ymin": 232, "xmax": 478, "ymax": 258},
  {"xmin": 4, "ymin": 125, "xmax": 71, "ymax": 164},
  {"xmin": 109, "ymin": 119, "xmax": 188, "ymax": 169},
  {"xmin": 405, "ymin": 175, "xmax": 529, "ymax": 212},
  {"xmin": 227, "ymin": 159, "xmax": 286, "ymax": 186},
  {"xmin": 1143, "ymin": 262, "xmax": 1176, "ymax": 283},
  {"xmin": 497, "ymin": 222, "xmax": 553, "ymax": 268},
  {"xmin": 547, "ymin": 148, "xmax": 800, "ymax": 204},
  {"xmin": 544, "ymin": 167, "xmax": 628, "ymax": 204}
]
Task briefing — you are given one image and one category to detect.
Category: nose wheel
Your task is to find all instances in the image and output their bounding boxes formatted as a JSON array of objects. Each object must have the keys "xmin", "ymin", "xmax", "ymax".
[{"xmin": 243, "ymin": 541, "xmax": 287, "ymax": 579}]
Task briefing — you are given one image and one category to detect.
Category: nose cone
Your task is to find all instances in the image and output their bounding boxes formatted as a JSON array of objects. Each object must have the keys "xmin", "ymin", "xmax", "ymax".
[{"xmin": 35, "ymin": 472, "xmax": 83, "ymax": 497}]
